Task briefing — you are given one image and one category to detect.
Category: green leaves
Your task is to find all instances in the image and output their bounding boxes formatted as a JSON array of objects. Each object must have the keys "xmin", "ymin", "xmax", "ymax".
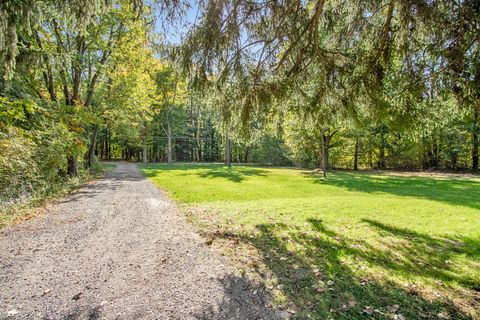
[{"xmin": 0, "ymin": 97, "xmax": 36, "ymax": 126}]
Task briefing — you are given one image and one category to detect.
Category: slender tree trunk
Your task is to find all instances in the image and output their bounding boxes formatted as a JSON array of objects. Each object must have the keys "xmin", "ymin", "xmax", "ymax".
[
  {"xmin": 368, "ymin": 149, "xmax": 373, "ymax": 169},
  {"xmin": 320, "ymin": 128, "xmax": 336, "ymax": 178},
  {"xmin": 244, "ymin": 147, "xmax": 250, "ymax": 163},
  {"xmin": 105, "ymin": 130, "xmax": 109, "ymax": 160},
  {"xmin": 100, "ymin": 134, "xmax": 105, "ymax": 160},
  {"xmin": 164, "ymin": 76, "xmax": 179, "ymax": 164},
  {"xmin": 167, "ymin": 116, "xmax": 173, "ymax": 163},
  {"xmin": 65, "ymin": 96, "xmax": 78, "ymax": 176},
  {"xmin": 141, "ymin": 121, "xmax": 148, "ymax": 164},
  {"xmin": 107, "ymin": 129, "xmax": 111, "ymax": 160},
  {"xmin": 473, "ymin": 107, "xmax": 479, "ymax": 172},
  {"xmin": 196, "ymin": 110, "xmax": 202, "ymax": 162},
  {"xmin": 225, "ymin": 131, "xmax": 231, "ymax": 166},
  {"xmin": 86, "ymin": 125, "xmax": 98, "ymax": 169},
  {"xmin": 153, "ymin": 126, "xmax": 157, "ymax": 162},
  {"xmin": 379, "ymin": 133, "xmax": 386, "ymax": 170},
  {"xmin": 143, "ymin": 145, "xmax": 147, "ymax": 164},
  {"xmin": 66, "ymin": 124, "xmax": 78, "ymax": 176},
  {"xmin": 321, "ymin": 128, "xmax": 327, "ymax": 178},
  {"xmin": 34, "ymin": 30, "xmax": 57, "ymax": 102},
  {"xmin": 67, "ymin": 156, "xmax": 78, "ymax": 177},
  {"xmin": 71, "ymin": 34, "xmax": 86, "ymax": 105},
  {"xmin": 61, "ymin": 33, "xmax": 82, "ymax": 176},
  {"xmin": 354, "ymin": 137, "xmax": 359, "ymax": 171}
]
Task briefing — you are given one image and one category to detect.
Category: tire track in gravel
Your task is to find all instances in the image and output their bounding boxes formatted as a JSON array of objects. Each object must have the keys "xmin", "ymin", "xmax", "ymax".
[{"xmin": 0, "ymin": 162, "xmax": 284, "ymax": 320}]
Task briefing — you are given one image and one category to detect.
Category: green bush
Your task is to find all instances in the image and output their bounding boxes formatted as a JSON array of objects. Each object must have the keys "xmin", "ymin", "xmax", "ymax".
[
  {"xmin": 0, "ymin": 126, "xmax": 39, "ymax": 202},
  {"xmin": 0, "ymin": 125, "xmax": 93, "ymax": 229}
]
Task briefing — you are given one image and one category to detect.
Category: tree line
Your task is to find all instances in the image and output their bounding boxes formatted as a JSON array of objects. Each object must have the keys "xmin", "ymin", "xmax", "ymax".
[{"xmin": 0, "ymin": 0, "xmax": 479, "ymax": 205}]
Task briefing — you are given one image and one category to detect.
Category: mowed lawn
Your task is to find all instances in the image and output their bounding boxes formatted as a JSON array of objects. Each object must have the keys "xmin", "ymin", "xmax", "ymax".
[{"xmin": 141, "ymin": 163, "xmax": 480, "ymax": 319}]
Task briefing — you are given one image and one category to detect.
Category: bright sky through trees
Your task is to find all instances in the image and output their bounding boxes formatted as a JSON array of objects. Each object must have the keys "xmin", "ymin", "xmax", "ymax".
[{"xmin": 154, "ymin": 0, "xmax": 199, "ymax": 45}]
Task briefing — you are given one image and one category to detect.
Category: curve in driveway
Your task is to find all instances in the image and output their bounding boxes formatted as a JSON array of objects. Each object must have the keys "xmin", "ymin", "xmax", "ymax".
[{"xmin": 0, "ymin": 162, "xmax": 282, "ymax": 320}]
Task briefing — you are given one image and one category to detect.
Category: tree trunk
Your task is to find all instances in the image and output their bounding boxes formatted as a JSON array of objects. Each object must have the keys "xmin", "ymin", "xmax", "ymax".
[
  {"xmin": 34, "ymin": 30, "xmax": 57, "ymax": 102},
  {"xmin": 225, "ymin": 131, "xmax": 231, "ymax": 166},
  {"xmin": 100, "ymin": 134, "xmax": 105, "ymax": 160},
  {"xmin": 167, "ymin": 117, "xmax": 173, "ymax": 163},
  {"xmin": 106, "ymin": 137, "xmax": 109, "ymax": 160},
  {"xmin": 196, "ymin": 110, "xmax": 202, "ymax": 162},
  {"xmin": 473, "ymin": 107, "xmax": 479, "ymax": 172},
  {"xmin": 354, "ymin": 137, "xmax": 359, "ymax": 171},
  {"xmin": 86, "ymin": 125, "xmax": 98, "ymax": 169},
  {"xmin": 152, "ymin": 127, "xmax": 157, "ymax": 162},
  {"xmin": 244, "ymin": 147, "xmax": 250, "ymax": 163},
  {"xmin": 320, "ymin": 128, "xmax": 336, "ymax": 178},
  {"xmin": 368, "ymin": 149, "xmax": 373, "ymax": 169},
  {"xmin": 95, "ymin": 140, "xmax": 99, "ymax": 158},
  {"xmin": 143, "ymin": 146, "xmax": 147, "ymax": 163},
  {"xmin": 321, "ymin": 129, "xmax": 328, "ymax": 178},
  {"xmin": 321, "ymin": 129, "xmax": 327, "ymax": 178},
  {"xmin": 71, "ymin": 34, "xmax": 85, "ymax": 105},
  {"xmin": 379, "ymin": 134, "xmax": 386, "ymax": 169},
  {"xmin": 107, "ymin": 129, "xmax": 111, "ymax": 160},
  {"xmin": 68, "ymin": 156, "xmax": 78, "ymax": 177}
]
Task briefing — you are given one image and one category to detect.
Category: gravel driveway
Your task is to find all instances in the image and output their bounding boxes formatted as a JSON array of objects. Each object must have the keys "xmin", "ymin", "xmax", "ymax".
[{"xmin": 0, "ymin": 163, "xmax": 282, "ymax": 320}]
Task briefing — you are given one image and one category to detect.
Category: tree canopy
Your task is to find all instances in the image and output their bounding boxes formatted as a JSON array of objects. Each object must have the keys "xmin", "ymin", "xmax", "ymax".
[{"xmin": 0, "ymin": 0, "xmax": 479, "ymax": 205}]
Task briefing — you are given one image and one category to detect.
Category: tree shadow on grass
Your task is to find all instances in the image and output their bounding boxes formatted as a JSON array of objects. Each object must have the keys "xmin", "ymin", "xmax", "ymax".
[
  {"xmin": 212, "ymin": 219, "xmax": 477, "ymax": 319},
  {"xmin": 306, "ymin": 171, "xmax": 480, "ymax": 210},
  {"xmin": 141, "ymin": 164, "xmax": 269, "ymax": 183},
  {"xmin": 359, "ymin": 219, "xmax": 480, "ymax": 288},
  {"xmin": 196, "ymin": 167, "xmax": 269, "ymax": 183}
]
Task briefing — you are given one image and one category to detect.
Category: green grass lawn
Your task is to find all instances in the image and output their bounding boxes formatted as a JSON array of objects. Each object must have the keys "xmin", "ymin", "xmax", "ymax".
[{"xmin": 142, "ymin": 163, "xmax": 480, "ymax": 319}]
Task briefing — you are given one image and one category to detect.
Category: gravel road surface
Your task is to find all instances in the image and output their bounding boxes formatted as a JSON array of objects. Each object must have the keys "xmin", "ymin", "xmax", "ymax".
[{"xmin": 0, "ymin": 163, "xmax": 282, "ymax": 320}]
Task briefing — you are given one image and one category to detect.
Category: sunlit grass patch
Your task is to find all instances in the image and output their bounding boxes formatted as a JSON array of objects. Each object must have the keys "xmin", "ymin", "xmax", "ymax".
[{"xmin": 142, "ymin": 163, "xmax": 480, "ymax": 319}]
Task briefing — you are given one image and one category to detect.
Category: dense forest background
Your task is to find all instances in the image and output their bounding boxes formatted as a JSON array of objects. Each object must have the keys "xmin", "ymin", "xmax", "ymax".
[{"xmin": 0, "ymin": 0, "xmax": 479, "ymax": 206}]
